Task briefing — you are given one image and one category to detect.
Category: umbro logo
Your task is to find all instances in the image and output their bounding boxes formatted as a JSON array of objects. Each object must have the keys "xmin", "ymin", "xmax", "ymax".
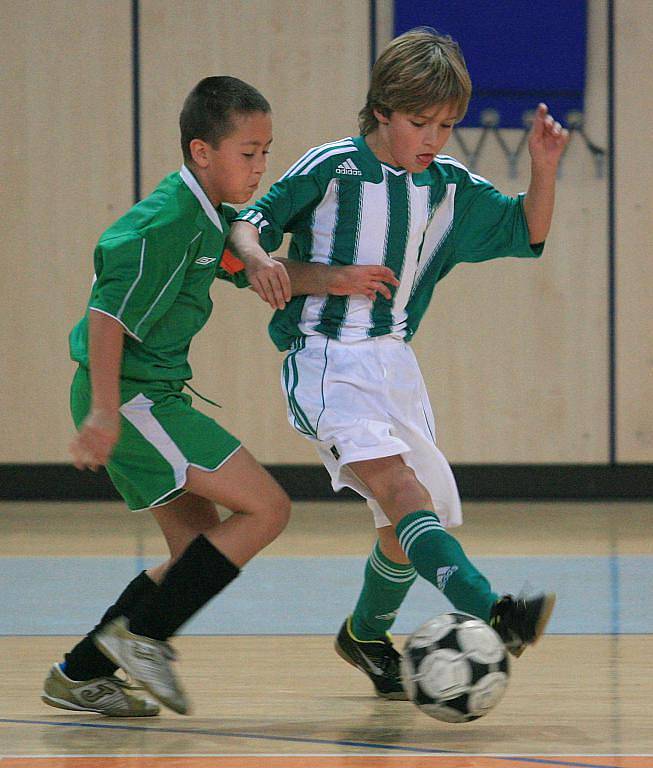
[
  {"xmin": 195, "ymin": 256, "xmax": 217, "ymax": 265},
  {"xmin": 335, "ymin": 158, "xmax": 362, "ymax": 176}
]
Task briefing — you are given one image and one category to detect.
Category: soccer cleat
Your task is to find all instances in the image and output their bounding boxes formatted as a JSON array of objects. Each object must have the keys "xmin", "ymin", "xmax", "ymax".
[
  {"xmin": 41, "ymin": 663, "xmax": 160, "ymax": 717},
  {"xmin": 490, "ymin": 592, "xmax": 556, "ymax": 657},
  {"xmin": 93, "ymin": 617, "xmax": 189, "ymax": 715},
  {"xmin": 334, "ymin": 616, "xmax": 408, "ymax": 700}
]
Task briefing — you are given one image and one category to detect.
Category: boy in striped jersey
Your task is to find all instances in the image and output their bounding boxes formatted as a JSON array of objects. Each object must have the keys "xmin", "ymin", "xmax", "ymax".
[{"xmin": 230, "ymin": 28, "xmax": 568, "ymax": 698}]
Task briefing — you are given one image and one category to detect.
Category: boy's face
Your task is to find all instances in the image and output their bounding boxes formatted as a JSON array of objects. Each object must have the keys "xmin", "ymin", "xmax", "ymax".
[
  {"xmin": 371, "ymin": 103, "xmax": 459, "ymax": 173},
  {"xmin": 191, "ymin": 110, "xmax": 273, "ymax": 205}
]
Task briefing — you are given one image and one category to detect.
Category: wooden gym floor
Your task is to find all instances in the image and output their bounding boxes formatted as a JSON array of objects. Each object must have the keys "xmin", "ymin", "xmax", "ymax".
[{"xmin": 1, "ymin": 499, "xmax": 652, "ymax": 768}]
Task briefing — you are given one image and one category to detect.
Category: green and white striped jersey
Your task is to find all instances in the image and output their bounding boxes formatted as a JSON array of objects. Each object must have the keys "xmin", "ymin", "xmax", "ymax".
[
  {"xmin": 237, "ymin": 135, "xmax": 542, "ymax": 351},
  {"xmin": 70, "ymin": 165, "xmax": 248, "ymax": 382}
]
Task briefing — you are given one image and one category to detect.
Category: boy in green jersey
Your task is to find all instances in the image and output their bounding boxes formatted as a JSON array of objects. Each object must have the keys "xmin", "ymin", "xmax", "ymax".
[
  {"xmin": 41, "ymin": 76, "xmax": 295, "ymax": 717},
  {"xmin": 230, "ymin": 28, "xmax": 569, "ymax": 699},
  {"xmin": 43, "ymin": 75, "xmax": 327, "ymax": 718}
]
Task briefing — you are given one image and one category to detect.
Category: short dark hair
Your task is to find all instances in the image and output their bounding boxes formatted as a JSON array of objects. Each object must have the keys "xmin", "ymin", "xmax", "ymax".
[{"xmin": 179, "ymin": 76, "xmax": 271, "ymax": 163}]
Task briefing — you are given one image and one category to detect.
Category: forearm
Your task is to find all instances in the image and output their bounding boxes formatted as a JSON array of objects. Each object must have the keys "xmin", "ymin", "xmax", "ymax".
[
  {"xmin": 230, "ymin": 221, "xmax": 398, "ymax": 299},
  {"xmin": 228, "ymin": 220, "xmax": 268, "ymax": 265},
  {"xmin": 230, "ymin": 222, "xmax": 339, "ymax": 294},
  {"xmin": 522, "ymin": 162, "xmax": 558, "ymax": 244},
  {"xmin": 88, "ymin": 309, "xmax": 124, "ymax": 414},
  {"xmin": 278, "ymin": 258, "xmax": 334, "ymax": 296},
  {"xmin": 276, "ymin": 258, "xmax": 398, "ymax": 300}
]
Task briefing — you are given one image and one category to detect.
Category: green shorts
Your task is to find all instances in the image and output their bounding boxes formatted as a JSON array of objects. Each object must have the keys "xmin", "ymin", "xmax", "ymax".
[{"xmin": 70, "ymin": 366, "xmax": 241, "ymax": 511}]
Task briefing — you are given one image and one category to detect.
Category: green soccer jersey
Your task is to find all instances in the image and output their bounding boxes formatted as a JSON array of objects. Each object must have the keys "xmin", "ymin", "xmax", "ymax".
[
  {"xmin": 70, "ymin": 165, "xmax": 248, "ymax": 381},
  {"xmin": 236, "ymin": 136, "xmax": 543, "ymax": 351}
]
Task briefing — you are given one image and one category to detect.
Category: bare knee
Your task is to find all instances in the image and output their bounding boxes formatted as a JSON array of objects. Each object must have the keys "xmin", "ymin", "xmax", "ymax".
[
  {"xmin": 382, "ymin": 465, "xmax": 431, "ymax": 517},
  {"xmin": 265, "ymin": 485, "xmax": 292, "ymax": 539},
  {"xmin": 239, "ymin": 480, "xmax": 291, "ymax": 541}
]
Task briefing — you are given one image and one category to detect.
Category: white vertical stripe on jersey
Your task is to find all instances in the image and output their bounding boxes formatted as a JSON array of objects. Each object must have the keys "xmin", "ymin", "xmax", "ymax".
[
  {"xmin": 411, "ymin": 184, "xmax": 456, "ymax": 290},
  {"xmin": 343, "ymin": 176, "xmax": 391, "ymax": 339},
  {"xmin": 356, "ymin": 178, "xmax": 390, "ymax": 266},
  {"xmin": 388, "ymin": 180, "xmax": 432, "ymax": 333},
  {"xmin": 298, "ymin": 179, "xmax": 340, "ymax": 334}
]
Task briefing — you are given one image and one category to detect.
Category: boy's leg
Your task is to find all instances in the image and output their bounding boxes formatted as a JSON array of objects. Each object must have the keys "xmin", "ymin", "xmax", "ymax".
[
  {"xmin": 94, "ymin": 448, "xmax": 290, "ymax": 714},
  {"xmin": 54, "ymin": 494, "xmax": 221, "ymax": 684},
  {"xmin": 43, "ymin": 553, "xmax": 173, "ymax": 716},
  {"xmin": 349, "ymin": 455, "xmax": 555, "ymax": 654},
  {"xmin": 42, "ymin": 570, "xmax": 164, "ymax": 718},
  {"xmin": 351, "ymin": 529, "xmax": 416, "ymax": 640},
  {"xmin": 63, "ymin": 569, "xmax": 161, "ymax": 681},
  {"xmin": 335, "ymin": 529, "xmax": 416, "ymax": 700}
]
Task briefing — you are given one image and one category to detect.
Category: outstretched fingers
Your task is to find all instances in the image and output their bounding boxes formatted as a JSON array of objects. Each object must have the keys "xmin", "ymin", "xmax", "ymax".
[
  {"xmin": 248, "ymin": 258, "xmax": 291, "ymax": 310},
  {"xmin": 529, "ymin": 103, "xmax": 570, "ymax": 162},
  {"xmin": 343, "ymin": 265, "xmax": 400, "ymax": 300}
]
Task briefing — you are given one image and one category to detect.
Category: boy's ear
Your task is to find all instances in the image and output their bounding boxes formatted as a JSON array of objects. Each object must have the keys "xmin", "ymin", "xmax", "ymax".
[
  {"xmin": 373, "ymin": 107, "xmax": 391, "ymax": 125},
  {"xmin": 189, "ymin": 138, "xmax": 211, "ymax": 167}
]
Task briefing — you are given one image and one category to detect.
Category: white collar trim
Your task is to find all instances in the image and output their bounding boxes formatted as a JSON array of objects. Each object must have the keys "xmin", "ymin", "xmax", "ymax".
[
  {"xmin": 382, "ymin": 164, "xmax": 407, "ymax": 176},
  {"xmin": 179, "ymin": 165, "xmax": 223, "ymax": 233}
]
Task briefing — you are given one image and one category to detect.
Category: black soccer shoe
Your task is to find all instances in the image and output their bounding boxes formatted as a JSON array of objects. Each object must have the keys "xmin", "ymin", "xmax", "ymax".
[
  {"xmin": 334, "ymin": 616, "xmax": 408, "ymax": 700},
  {"xmin": 490, "ymin": 592, "xmax": 556, "ymax": 658}
]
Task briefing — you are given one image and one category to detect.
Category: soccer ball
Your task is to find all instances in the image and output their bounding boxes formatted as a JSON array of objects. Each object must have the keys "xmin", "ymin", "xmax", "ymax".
[{"xmin": 401, "ymin": 612, "xmax": 510, "ymax": 723}]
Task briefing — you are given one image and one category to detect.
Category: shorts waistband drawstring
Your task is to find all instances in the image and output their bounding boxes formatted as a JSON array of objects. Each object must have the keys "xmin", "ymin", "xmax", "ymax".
[{"xmin": 183, "ymin": 382, "xmax": 221, "ymax": 408}]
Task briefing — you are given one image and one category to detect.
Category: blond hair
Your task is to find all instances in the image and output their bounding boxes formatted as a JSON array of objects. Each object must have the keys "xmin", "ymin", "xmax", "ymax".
[{"xmin": 359, "ymin": 27, "xmax": 472, "ymax": 135}]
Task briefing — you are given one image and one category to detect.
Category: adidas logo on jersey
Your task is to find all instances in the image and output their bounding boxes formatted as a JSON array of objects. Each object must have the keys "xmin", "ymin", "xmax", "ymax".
[
  {"xmin": 335, "ymin": 158, "xmax": 362, "ymax": 176},
  {"xmin": 436, "ymin": 565, "xmax": 458, "ymax": 591}
]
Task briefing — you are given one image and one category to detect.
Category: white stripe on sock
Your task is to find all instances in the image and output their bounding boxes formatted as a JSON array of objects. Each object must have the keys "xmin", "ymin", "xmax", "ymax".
[{"xmin": 398, "ymin": 518, "xmax": 444, "ymax": 558}]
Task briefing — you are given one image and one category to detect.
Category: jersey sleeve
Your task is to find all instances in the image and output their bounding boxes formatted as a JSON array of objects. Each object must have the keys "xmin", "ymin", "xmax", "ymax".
[
  {"xmin": 235, "ymin": 170, "xmax": 326, "ymax": 253},
  {"xmin": 89, "ymin": 233, "xmax": 190, "ymax": 341},
  {"xmin": 452, "ymin": 176, "xmax": 544, "ymax": 264}
]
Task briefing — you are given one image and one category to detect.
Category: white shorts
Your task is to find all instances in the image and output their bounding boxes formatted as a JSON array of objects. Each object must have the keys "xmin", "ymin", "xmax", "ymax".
[{"xmin": 281, "ymin": 334, "xmax": 462, "ymax": 529}]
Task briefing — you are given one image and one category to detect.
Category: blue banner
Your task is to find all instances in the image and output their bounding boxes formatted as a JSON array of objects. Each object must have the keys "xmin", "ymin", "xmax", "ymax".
[{"xmin": 393, "ymin": 1, "xmax": 587, "ymax": 128}]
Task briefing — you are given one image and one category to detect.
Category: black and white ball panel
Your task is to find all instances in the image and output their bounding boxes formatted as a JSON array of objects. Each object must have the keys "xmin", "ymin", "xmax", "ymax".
[{"xmin": 401, "ymin": 612, "xmax": 510, "ymax": 723}]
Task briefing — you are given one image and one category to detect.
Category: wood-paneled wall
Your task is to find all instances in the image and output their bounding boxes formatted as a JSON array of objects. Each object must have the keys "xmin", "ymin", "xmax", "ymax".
[
  {"xmin": 614, "ymin": 0, "xmax": 653, "ymax": 461},
  {"xmin": 1, "ymin": 0, "xmax": 650, "ymax": 465}
]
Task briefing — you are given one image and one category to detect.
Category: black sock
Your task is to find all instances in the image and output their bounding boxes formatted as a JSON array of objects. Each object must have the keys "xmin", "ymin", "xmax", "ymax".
[
  {"xmin": 64, "ymin": 570, "xmax": 158, "ymax": 680},
  {"xmin": 128, "ymin": 535, "xmax": 240, "ymax": 640}
]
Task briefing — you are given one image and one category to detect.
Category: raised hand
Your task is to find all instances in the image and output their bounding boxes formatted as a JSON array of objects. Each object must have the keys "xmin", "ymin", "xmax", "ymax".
[{"xmin": 528, "ymin": 103, "xmax": 570, "ymax": 169}]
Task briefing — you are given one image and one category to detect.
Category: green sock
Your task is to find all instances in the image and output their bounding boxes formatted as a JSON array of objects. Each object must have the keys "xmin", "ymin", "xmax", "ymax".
[
  {"xmin": 351, "ymin": 540, "xmax": 417, "ymax": 640},
  {"xmin": 396, "ymin": 510, "xmax": 498, "ymax": 622}
]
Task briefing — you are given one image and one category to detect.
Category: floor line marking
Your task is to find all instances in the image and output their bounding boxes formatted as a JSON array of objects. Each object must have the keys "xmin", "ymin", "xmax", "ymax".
[
  {"xmin": 0, "ymin": 720, "xmax": 649, "ymax": 768},
  {"xmin": 1, "ymin": 754, "xmax": 651, "ymax": 760}
]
